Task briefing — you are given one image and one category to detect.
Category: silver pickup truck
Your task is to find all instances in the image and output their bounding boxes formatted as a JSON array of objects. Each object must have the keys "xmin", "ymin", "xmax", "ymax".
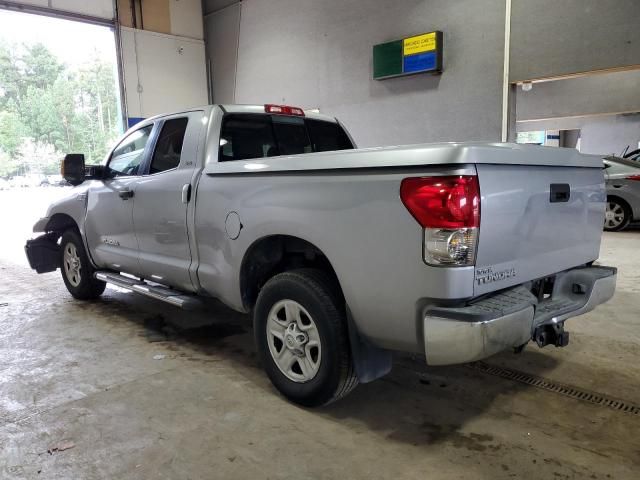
[{"xmin": 25, "ymin": 104, "xmax": 616, "ymax": 406}]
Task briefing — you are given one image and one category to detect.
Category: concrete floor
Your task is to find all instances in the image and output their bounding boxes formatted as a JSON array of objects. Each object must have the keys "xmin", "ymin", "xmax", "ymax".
[{"xmin": 1, "ymin": 189, "xmax": 639, "ymax": 479}]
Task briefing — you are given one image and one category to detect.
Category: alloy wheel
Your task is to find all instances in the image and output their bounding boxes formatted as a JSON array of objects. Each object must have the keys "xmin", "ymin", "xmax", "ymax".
[
  {"xmin": 63, "ymin": 243, "xmax": 82, "ymax": 287},
  {"xmin": 604, "ymin": 201, "xmax": 626, "ymax": 229},
  {"xmin": 266, "ymin": 299, "xmax": 322, "ymax": 383}
]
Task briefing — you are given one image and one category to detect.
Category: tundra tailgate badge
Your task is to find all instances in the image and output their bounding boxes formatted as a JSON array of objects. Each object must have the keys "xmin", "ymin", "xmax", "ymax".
[{"xmin": 475, "ymin": 266, "xmax": 516, "ymax": 285}]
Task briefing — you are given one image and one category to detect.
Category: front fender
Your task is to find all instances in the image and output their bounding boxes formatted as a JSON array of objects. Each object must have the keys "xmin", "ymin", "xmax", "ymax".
[
  {"xmin": 35, "ymin": 185, "xmax": 93, "ymax": 234},
  {"xmin": 33, "ymin": 217, "xmax": 50, "ymax": 233}
]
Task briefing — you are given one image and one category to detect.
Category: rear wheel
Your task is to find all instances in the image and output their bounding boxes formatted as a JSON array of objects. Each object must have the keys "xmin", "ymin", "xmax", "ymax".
[
  {"xmin": 60, "ymin": 230, "xmax": 106, "ymax": 300},
  {"xmin": 254, "ymin": 269, "xmax": 358, "ymax": 406},
  {"xmin": 604, "ymin": 198, "xmax": 631, "ymax": 231}
]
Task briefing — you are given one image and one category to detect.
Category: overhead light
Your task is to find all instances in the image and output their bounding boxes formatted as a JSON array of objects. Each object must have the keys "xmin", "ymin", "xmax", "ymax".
[{"xmin": 521, "ymin": 82, "xmax": 533, "ymax": 92}]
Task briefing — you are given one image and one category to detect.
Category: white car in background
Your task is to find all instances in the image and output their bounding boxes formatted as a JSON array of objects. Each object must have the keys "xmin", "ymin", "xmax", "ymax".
[
  {"xmin": 25, "ymin": 173, "xmax": 47, "ymax": 187},
  {"xmin": 47, "ymin": 174, "xmax": 65, "ymax": 186},
  {"xmin": 603, "ymin": 156, "xmax": 640, "ymax": 231},
  {"xmin": 10, "ymin": 176, "xmax": 28, "ymax": 187}
]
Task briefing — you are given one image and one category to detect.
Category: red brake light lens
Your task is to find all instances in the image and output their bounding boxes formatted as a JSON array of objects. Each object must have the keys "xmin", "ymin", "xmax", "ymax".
[
  {"xmin": 626, "ymin": 174, "xmax": 640, "ymax": 181},
  {"xmin": 265, "ymin": 104, "xmax": 305, "ymax": 116},
  {"xmin": 400, "ymin": 176, "xmax": 480, "ymax": 228}
]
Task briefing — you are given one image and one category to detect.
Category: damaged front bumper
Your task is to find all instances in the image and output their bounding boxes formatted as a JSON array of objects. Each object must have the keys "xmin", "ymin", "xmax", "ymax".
[
  {"xmin": 24, "ymin": 233, "xmax": 60, "ymax": 273},
  {"xmin": 423, "ymin": 265, "xmax": 617, "ymax": 365},
  {"xmin": 32, "ymin": 216, "xmax": 50, "ymax": 233}
]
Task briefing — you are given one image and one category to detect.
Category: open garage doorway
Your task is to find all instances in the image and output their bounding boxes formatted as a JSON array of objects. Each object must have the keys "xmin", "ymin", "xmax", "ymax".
[
  {"xmin": 513, "ymin": 68, "xmax": 640, "ymax": 157},
  {"xmin": 0, "ymin": 8, "xmax": 122, "ymax": 266},
  {"xmin": 513, "ymin": 68, "xmax": 640, "ymax": 231}
]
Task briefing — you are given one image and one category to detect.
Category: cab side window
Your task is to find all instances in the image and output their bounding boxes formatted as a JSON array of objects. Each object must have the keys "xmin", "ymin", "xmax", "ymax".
[
  {"xmin": 149, "ymin": 118, "xmax": 189, "ymax": 174},
  {"xmin": 108, "ymin": 125, "xmax": 153, "ymax": 177},
  {"xmin": 219, "ymin": 113, "xmax": 354, "ymax": 161},
  {"xmin": 219, "ymin": 114, "xmax": 277, "ymax": 161}
]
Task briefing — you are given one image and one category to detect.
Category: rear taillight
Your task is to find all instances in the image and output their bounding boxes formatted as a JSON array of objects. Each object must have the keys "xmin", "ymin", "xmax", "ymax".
[
  {"xmin": 626, "ymin": 175, "xmax": 640, "ymax": 181},
  {"xmin": 400, "ymin": 176, "xmax": 480, "ymax": 266},
  {"xmin": 265, "ymin": 104, "xmax": 305, "ymax": 116}
]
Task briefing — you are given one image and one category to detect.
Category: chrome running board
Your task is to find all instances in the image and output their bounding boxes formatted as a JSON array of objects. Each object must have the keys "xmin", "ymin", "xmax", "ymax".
[{"xmin": 94, "ymin": 271, "xmax": 203, "ymax": 310}]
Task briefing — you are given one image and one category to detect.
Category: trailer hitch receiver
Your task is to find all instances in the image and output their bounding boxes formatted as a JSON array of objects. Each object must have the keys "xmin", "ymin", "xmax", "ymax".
[{"xmin": 534, "ymin": 321, "xmax": 570, "ymax": 348}]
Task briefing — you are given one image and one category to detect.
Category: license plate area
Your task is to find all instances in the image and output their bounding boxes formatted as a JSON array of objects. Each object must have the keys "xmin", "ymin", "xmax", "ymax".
[
  {"xmin": 532, "ymin": 272, "xmax": 587, "ymax": 325},
  {"xmin": 531, "ymin": 275, "xmax": 556, "ymax": 302}
]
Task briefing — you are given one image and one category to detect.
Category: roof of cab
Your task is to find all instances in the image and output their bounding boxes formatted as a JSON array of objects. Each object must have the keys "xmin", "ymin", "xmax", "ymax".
[
  {"xmin": 129, "ymin": 104, "xmax": 338, "ymax": 131},
  {"xmin": 219, "ymin": 104, "xmax": 337, "ymax": 123}
]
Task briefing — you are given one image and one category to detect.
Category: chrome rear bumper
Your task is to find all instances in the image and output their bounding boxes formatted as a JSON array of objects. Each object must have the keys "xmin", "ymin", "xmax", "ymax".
[{"xmin": 423, "ymin": 266, "xmax": 616, "ymax": 365}]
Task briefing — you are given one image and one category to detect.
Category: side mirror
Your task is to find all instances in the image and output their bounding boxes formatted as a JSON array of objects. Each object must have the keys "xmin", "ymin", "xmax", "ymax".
[
  {"xmin": 61, "ymin": 154, "xmax": 106, "ymax": 186},
  {"xmin": 61, "ymin": 154, "xmax": 86, "ymax": 186}
]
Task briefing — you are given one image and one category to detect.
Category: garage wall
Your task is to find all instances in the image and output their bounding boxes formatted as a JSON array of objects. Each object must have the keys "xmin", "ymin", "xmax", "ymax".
[
  {"xmin": 120, "ymin": 27, "xmax": 208, "ymax": 118},
  {"xmin": 115, "ymin": 1, "xmax": 207, "ymax": 121},
  {"xmin": 203, "ymin": 0, "xmax": 237, "ymax": 14},
  {"xmin": 510, "ymin": 0, "xmax": 640, "ymax": 81},
  {"xmin": 580, "ymin": 115, "xmax": 640, "ymax": 155},
  {"xmin": 168, "ymin": 0, "xmax": 203, "ymax": 39},
  {"xmin": 516, "ymin": 69, "xmax": 640, "ymax": 122},
  {"xmin": 517, "ymin": 114, "xmax": 640, "ymax": 157},
  {"xmin": 204, "ymin": 3, "xmax": 241, "ymax": 103},
  {"xmin": 228, "ymin": 0, "xmax": 506, "ymax": 147},
  {"xmin": 117, "ymin": 0, "xmax": 203, "ymax": 39}
]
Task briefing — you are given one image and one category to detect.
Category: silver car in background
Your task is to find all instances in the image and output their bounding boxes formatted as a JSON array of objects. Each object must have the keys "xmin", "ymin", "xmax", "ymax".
[{"xmin": 603, "ymin": 156, "xmax": 640, "ymax": 231}]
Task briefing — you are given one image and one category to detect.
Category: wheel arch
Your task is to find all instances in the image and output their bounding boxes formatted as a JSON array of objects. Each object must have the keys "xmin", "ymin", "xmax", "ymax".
[
  {"xmin": 239, "ymin": 234, "xmax": 343, "ymax": 311},
  {"xmin": 45, "ymin": 213, "xmax": 79, "ymax": 235},
  {"xmin": 607, "ymin": 194, "xmax": 632, "ymax": 212},
  {"xmin": 240, "ymin": 234, "xmax": 393, "ymax": 384}
]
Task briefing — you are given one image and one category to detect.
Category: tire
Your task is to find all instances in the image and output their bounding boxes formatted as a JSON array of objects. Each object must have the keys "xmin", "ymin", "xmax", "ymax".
[
  {"xmin": 254, "ymin": 269, "xmax": 358, "ymax": 407},
  {"xmin": 604, "ymin": 197, "xmax": 631, "ymax": 231},
  {"xmin": 59, "ymin": 229, "xmax": 106, "ymax": 300}
]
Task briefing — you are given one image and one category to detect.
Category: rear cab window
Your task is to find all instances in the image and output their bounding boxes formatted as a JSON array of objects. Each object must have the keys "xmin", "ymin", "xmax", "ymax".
[
  {"xmin": 219, "ymin": 113, "xmax": 353, "ymax": 161},
  {"xmin": 149, "ymin": 117, "xmax": 189, "ymax": 174}
]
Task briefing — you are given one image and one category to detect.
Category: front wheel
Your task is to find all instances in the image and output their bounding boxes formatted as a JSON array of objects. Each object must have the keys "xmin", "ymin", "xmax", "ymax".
[
  {"xmin": 254, "ymin": 269, "xmax": 358, "ymax": 406},
  {"xmin": 604, "ymin": 198, "xmax": 631, "ymax": 231},
  {"xmin": 60, "ymin": 230, "xmax": 106, "ymax": 300}
]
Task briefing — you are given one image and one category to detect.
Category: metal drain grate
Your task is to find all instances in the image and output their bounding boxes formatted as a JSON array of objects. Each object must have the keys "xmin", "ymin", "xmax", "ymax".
[{"xmin": 468, "ymin": 361, "xmax": 640, "ymax": 415}]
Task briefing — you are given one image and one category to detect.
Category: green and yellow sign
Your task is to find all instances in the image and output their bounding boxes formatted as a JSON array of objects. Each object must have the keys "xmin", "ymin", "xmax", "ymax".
[{"xmin": 373, "ymin": 31, "xmax": 443, "ymax": 80}]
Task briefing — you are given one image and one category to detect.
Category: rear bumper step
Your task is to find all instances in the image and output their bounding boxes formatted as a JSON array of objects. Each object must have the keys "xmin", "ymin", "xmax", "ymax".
[
  {"xmin": 423, "ymin": 266, "xmax": 616, "ymax": 365},
  {"xmin": 94, "ymin": 271, "xmax": 203, "ymax": 310}
]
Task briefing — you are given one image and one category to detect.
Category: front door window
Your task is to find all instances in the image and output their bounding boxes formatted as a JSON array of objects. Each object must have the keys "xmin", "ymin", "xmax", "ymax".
[{"xmin": 108, "ymin": 125, "xmax": 153, "ymax": 177}]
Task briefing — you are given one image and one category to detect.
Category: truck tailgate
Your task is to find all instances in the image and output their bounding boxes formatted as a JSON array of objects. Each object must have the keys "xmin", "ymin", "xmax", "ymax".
[{"xmin": 474, "ymin": 163, "xmax": 605, "ymax": 296}]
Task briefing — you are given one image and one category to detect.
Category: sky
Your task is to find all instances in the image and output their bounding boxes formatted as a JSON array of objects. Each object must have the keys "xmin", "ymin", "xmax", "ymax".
[{"xmin": 0, "ymin": 9, "xmax": 117, "ymax": 68}]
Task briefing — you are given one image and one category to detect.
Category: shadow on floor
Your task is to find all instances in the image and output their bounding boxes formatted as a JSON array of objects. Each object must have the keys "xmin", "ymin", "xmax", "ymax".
[{"xmin": 79, "ymin": 286, "xmax": 564, "ymax": 449}]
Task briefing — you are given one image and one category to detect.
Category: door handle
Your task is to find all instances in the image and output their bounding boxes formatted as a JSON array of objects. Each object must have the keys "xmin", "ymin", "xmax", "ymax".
[
  {"xmin": 181, "ymin": 184, "xmax": 191, "ymax": 204},
  {"xmin": 118, "ymin": 188, "xmax": 134, "ymax": 200}
]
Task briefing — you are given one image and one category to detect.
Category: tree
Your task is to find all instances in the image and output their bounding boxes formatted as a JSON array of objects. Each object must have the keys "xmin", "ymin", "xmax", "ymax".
[
  {"xmin": 0, "ymin": 41, "xmax": 22, "ymax": 110},
  {"xmin": 0, "ymin": 40, "xmax": 121, "ymax": 177},
  {"xmin": 0, "ymin": 110, "xmax": 26, "ymax": 156},
  {"xmin": 75, "ymin": 56, "xmax": 120, "ymax": 162},
  {"xmin": 21, "ymin": 43, "xmax": 65, "ymax": 92},
  {"xmin": 14, "ymin": 138, "xmax": 60, "ymax": 175},
  {"xmin": 0, "ymin": 148, "xmax": 20, "ymax": 177}
]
